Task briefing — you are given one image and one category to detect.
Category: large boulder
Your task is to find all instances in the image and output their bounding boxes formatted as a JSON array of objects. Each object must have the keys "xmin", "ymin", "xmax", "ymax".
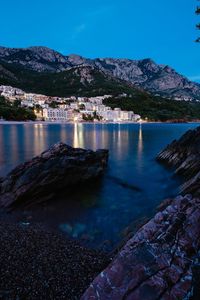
[
  {"xmin": 81, "ymin": 195, "xmax": 200, "ymax": 300},
  {"xmin": 0, "ymin": 142, "xmax": 108, "ymax": 208}
]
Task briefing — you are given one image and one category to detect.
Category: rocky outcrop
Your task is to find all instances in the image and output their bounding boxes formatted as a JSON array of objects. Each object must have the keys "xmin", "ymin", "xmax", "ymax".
[
  {"xmin": 0, "ymin": 46, "xmax": 200, "ymax": 100},
  {"xmin": 0, "ymin": 142, "xmax": 108, "ymax": 208},
  {"xmin": 82, "ymin": 194, "xmax": 200, "ymax": 299},
  {"xmin": 157, "ymin": 126, "xmax": 200, "ymax": 196},
  {"xmin": 93, "ymin": 58, "xmax": 200, "ymax": 101},
  {"xmin": 0, "ymin": 46, "xmax": 72, "ymax": 72}
]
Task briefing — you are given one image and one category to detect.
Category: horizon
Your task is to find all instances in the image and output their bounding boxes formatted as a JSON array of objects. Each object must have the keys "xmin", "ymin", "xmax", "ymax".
[{"xmin": 0, "ymin": 0, "xmax": 199, "ymax": 82}]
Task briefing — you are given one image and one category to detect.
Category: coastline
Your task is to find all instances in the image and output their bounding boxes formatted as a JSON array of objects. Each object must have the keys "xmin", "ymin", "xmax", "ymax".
[
  {"xmin": 0, "ymin": 120, "xmax": 200, "ymax": 125},
  {"xmin": 0, "ymin": 120, "xmax": 144, "ymax": 125}
]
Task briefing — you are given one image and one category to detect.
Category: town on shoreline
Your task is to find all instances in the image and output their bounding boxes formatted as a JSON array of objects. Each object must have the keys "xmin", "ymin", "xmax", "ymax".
[{"xmin": 0, "ymin": 85, "xmax": 142, "ymax": 123}]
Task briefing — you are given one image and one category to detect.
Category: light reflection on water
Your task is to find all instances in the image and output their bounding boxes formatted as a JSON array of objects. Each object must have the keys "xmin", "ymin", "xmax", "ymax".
[{"xmin": 0, "ymin": 122, "xmax": 199, "ymax": 249}]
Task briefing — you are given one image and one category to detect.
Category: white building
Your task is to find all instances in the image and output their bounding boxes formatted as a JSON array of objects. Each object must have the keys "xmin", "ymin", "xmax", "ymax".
[
  {"xmin": 59, "ymin": 104, "xmax": 70, "ymax": 110},
  {"xmin": 66, "ymin": 109, "xmax": 75, "ymax": 121},
  {"xmin": 132, "ymin": 114, "xmax": 141, "ymax": 121},
  {"xmin": 43, "ymin": 108, "xmax": 68, "ymax": 121},
  {"xmin": 0, "ymin": 85, "xmax": 24, "ymax": 96},
  {"xmin": 42, "ymin": 108, "xmax": 83, "ymax": 122},
  {"xmin": 21, "ymin": 100, "xmax": 34, "ymax": 108},
  {"xmin": 70, "ymin": 103, "xmax": 79, "ymax": 110},
  {"xmin": 83, "ymin": 102, "xmax": 93, "ymax": 111}
]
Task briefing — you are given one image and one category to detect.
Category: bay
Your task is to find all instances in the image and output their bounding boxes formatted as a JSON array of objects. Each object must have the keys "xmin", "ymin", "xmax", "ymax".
[{"xmin": 0, "ymin": 122, "xmax": 199, "ymax": 249}]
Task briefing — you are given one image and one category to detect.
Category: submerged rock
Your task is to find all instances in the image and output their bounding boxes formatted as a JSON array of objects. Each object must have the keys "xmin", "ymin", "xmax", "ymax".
[
  {"xmin": 157, "ymin": 126, "xmax": 200, "ymax": 195},
  {"xmin": 0, "ymin": 142, "xmax": 108, "ymax": 208},
  {"xmin": 81, "ymin": 195, "xmax": 200, "ymax": 300}
]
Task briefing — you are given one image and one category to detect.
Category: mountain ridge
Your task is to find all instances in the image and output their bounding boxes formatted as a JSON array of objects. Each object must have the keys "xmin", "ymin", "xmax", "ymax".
[
  {"xmin": 0, "ymin": 60, "xmax": 144, "ymax": 97},
  {"xmin": 0, "ymin": 45, "xmax": 200, "ymax": 100}
]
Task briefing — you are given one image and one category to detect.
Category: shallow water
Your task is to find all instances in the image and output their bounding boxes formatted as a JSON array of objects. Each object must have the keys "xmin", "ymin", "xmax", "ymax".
[{"xmin": 0, "ymin": 122, "xmax": 199, "ymax": 249}]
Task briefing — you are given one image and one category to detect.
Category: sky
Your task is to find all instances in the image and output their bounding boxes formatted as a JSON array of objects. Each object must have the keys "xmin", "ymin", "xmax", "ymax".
[{"xmin": 0, "ymin": 0, "xmax": 199, "ymax": 81}]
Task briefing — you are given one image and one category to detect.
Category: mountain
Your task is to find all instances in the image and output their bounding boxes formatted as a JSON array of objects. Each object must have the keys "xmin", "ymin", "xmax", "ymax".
[
  {"xmin": 0, "ymin": 46, "xmax": 71, "ymax": 72},
  {"xmin": 0, "ymin": 46, "xmax": 200, "ymax": 100},
  {"xmin": 0, "ymin": 60, "xmax": 142, "ymax": 97},
  {"xmin": 92, "ymin": 58, "xmax": 200, "ymax": 101}
]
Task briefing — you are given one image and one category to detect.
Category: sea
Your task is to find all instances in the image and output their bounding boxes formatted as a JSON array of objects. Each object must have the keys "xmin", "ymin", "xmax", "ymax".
[{"xmin": 0, "ymin": 122, "xmax": 199, "ymax": 250}]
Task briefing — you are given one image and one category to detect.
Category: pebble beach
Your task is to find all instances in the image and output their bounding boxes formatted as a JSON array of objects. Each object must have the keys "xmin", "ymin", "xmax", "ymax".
[{"xmin": 0, "ymin": 221, "xmax": 110, "ymax": 300}]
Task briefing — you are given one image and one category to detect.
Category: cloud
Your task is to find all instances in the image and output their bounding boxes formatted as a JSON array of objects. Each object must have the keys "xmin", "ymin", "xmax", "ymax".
[{"xmin": 70, "ymin": 4, "xmax": 113, "ymax": 40}]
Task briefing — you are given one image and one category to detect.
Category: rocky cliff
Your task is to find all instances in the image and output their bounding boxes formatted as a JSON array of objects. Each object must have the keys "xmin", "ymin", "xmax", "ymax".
[
  {"xmin": 0, "ymin": 142, "xmax": 108, "ymax": 209},
  {"xmin": 157, "ymin": 126, "xmax": 200, "ymax": 196},
  {"xmin": 0, "ymin": 46, "xmax": 200, "ymax": 100}
]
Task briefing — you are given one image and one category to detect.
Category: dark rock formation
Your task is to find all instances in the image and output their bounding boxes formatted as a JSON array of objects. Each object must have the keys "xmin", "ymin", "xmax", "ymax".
[
  {"xmin": 82, "ymin": 194, "xmax": 200, "ymax": 300},
  {"xmin": 0, "ymin": 142, "xmax": 108, "ymax": 208},
  {"xmin": 157, "ymin": 126, "xmax": 200, "ymax": 195}
]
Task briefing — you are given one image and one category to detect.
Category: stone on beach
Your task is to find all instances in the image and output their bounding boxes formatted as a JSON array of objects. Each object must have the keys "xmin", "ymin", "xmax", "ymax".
[{"xmin": 0, "ymin": 222, "xmax": 110, "ymax": 300}]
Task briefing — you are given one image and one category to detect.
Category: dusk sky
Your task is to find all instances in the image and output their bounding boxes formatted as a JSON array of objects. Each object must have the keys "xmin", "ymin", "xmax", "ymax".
[{"xmin": 0, "ymin": 0, "xmax": 199, "ymax": 81}]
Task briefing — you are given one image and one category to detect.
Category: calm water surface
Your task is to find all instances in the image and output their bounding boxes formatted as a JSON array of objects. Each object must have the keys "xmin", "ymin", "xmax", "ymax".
[{"xmin": 0, "ymin": 123, "xmax": 199, "ymax": 249}]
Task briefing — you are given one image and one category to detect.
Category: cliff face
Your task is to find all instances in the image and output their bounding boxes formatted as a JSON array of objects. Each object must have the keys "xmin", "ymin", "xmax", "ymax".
[
  {"xmin": 0, "ymin": 46, "xmax": 200, "ymax": 100},
  {"xmin": 82, "ymin": 127, "xmax": 200, "ymax": 300},
  {"xmin": 157, "ymin": 126, "xmax": 200, "ymax": 196}
]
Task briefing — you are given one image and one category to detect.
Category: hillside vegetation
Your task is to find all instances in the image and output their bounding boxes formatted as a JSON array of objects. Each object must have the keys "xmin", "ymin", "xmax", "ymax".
[
  {"xmin": 0, "ymin": 97, "xmax": 36, "ymax": 121},
  {"xmin": 0, "ymin": 62, "xmax": 136, "ymax": 97},
  {"xmin": 104, "ymin": 96, "xmax": 200, "ymax": 121}
]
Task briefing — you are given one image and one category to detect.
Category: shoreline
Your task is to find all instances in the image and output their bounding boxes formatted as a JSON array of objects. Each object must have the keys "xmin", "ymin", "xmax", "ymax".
[{"xmin": 0, "ymin": 120, "xmax": 200, "ymax": 125}]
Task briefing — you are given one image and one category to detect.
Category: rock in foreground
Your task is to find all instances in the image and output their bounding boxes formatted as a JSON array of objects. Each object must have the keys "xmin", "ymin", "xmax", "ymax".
[
  {"xmin": 0, "ymin": 142, "xmax": 108, "ymax": 208},
  {"xmin": 82, "ymin": 195, "xmax": 200, "ymax": 300},
  {"xmin": 157, "ymin": 126, "xmax": 200, "ymax": 195}
]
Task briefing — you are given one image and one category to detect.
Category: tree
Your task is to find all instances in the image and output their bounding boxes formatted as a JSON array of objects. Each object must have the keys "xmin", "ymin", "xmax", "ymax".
[
  {"xmin": 0, "ymin": 96, "xmax": 36, "ymax": 121},
  {"xmin": 196, "ymin": 1, "xmax": 200, "ymax": 42},
  {"xmin": 13, "ymin": 99, "xmax": 21, "ymax": 107},
  {"xmin": 78, "ymin": 103, "xmax": 85, "ymax": 110},
  {"xmin": 49, "ymin": 101, "xmax": 58, "ymax": 108}
]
